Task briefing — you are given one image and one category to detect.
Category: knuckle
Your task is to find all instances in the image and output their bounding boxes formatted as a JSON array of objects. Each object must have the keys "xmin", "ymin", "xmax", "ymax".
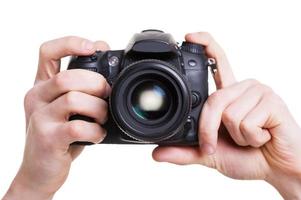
[
  {"xmin": 201, "ymin": 32, "xmax": 213, "ymax": 41},
  {"xmin": 67, "ymin": 121, "xmax": 83, "ymax": 139},
  {"xmin": 244, "ymin": 78, "xmax": 260, "ymax": 86},
  {"xmin": 39, "ymin": 41, "xmax": 50, "ymax": 56},
  {"xmin": 229, "ymin": 131, "xmax": 248, "ymax": 146},
  {"xmin": 53, "ymin": 71, "xmax": 70, "ymax": 90},
  {"xmin": 95, "ymin": 40, "xmax": 110, "ymax": 50},
  {"xmin": 29, "ymin": 112, "xmax": 54, "ymax": 146},
  {"xmin": 222, "ymin": 109, "xmax": 236, "ymax": 126},
  {"xmin": 24, "ymin": 88, "xmax": 39, "ymax": 117},
  {"xmin": 252, "ymin": 83, "xmax": 273, "ymax": 94},
  {"xmin": 24, "ymin": 88, "xmax": 36, "ymax": 107},
  {"xmin": 64, "ymin": 35, "xmax": 80, "ymax": 46},
  {"xmin": 273, "ymin": 93, "xmax": 288, "ymax": 111},
  {"xmin": 224, "ymin": 125, "xmax": 248, "ymax": 146},
  {"xmin": 239, "ymin": 120, "xmax": 265, "ymax": 147},
  {"xmin": 206, "ymin": 91, "xmax": 221, "ymax": 108},
  {"xmin": 199, "ymin": 127, "xmax": 216, "ymax": 142},
  {"xmin": 249, "ymin": 137, "xmax": 263, "ymax": 148},
  {"xmin": 271, "ymin": 92, "xmax": 284, "ymax": 104},
  {"xmin": 240, "ymin": 119, "xmax": 252, "ymax": 134},
  {"xmin": 261, "ymin": 84, "xmax": 273, "ymax": 93},
  {"xmin": 29, "ymin": 110, "xmax": 42, "ymax": 125},
  {"xmin": 234, "ymin": 138, "xmax": 248, "ymax": 146},
  {"xmin": 63, "ymin": 91, "xmax": 79, "ymax": 107},
  {"xmin": 267, "ymin": 93, "xmax": 287, "ymax": 109}
]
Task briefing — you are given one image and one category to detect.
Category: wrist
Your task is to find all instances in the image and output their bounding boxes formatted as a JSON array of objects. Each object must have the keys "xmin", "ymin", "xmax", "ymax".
[
  {"xmin": 3, "ymin": 171, "xmax": 54, "ymax": 200},
  {"xmin": 266, "ymin": 170, "xmax": 301, "ymax": 200}
]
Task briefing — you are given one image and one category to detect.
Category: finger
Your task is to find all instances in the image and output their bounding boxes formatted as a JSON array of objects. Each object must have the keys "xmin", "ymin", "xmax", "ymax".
[
  {"xmin": 33, "ymin": 69, "xmax": 111, "ymax": 102},
  {"xmin": 185, "ymin": 32, "xmax": 236, "ymax": 89},
  {"xmin": 94, "ymin": 40, "xmax": 110, "ymax": 51},
  {"xmin": 152, "ymin": 146, "xmax": 216, "ymax": 168},
  {"xmin": 37, "ymin": 36, "xmax": 96, "ymax": 82},
  {"xmin": 199, "ymin": 79, "xmax": 258, "ymax": 154},
  {"xmin": 47, "ymin": 91, "xmax": 108, "ymax": 124},
  {"xmin": 221, "ymin": 84, "xmax": 268, "ymax": 146},
  {"xmin": 240, "ymin": 97, "xmax": 275, "ymax": 147},
  {"xmin": 36, "ymin": 36, "xmax": 109, "ymax": 82},
  {"xmin": 57, "ymin": 120, "xmax": 107, "ymax": 144}
]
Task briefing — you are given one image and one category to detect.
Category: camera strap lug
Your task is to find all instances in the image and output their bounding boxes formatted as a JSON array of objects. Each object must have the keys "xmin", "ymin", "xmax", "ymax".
[{"xmin": 207, "ymin": 58, "xmax": 217, "ymax": 76}]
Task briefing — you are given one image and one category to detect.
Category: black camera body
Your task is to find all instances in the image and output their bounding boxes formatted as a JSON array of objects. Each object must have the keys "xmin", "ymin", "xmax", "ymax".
[{"xmin": 68, "ymin": 30, "xmax": 209, "ymax": 145}]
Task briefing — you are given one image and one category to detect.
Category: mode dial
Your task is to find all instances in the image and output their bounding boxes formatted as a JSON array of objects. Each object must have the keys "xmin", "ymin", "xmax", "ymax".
[{"xmin": 181, "ymin": 42, "xmax": 204, "ymax": 54}]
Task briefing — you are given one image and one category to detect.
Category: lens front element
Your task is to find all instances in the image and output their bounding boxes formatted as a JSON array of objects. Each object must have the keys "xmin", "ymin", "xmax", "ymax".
[{"xmin": 131, "ymin": 81, "xmax": 170, "ymax": 120}]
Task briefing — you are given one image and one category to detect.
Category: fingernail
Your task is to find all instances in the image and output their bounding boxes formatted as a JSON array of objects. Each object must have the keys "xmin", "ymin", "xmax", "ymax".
[
  {"xmin": 82, "ymin": 40, "xmax": 94, "ymax": 51},
  {"xmin": 105, "ymin": 84, "xmax": 111, "ymax": 97},
  {"xmin": 103, "ymin": 129, "xmax": 107, "ymax": 138},
  {"xmin": 96, "ymin": 130, "xmax": 107, "ymax": 144},
  {"xmin": 201, "ymin": 143, "xmax": 215, "ymax": 155}
]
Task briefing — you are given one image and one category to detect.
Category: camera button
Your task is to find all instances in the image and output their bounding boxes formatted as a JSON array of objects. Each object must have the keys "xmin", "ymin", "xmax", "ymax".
[
  {"xmin": 185, "ymin": 117, "xmax": 197, "ymax": 142},
  {"xmin": 188, "ymin": 59, "xmax": 197, "ymax": 67},
  {"xmin": 90, "ymin": 54, "xmax": 98, "ymax": 61},
  {"xmin": 108, "ymin": 56, "xmax": 119, "ymax": 67},
  {"xmin": 191, "ymin": 91, "xmax": 201, "ymax": 108}
]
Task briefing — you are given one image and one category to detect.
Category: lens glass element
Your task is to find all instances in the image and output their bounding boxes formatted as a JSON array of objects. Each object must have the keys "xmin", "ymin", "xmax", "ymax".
[{"xmin": 131, "ymin": 81, "xmax": 170, "ymax": 120}]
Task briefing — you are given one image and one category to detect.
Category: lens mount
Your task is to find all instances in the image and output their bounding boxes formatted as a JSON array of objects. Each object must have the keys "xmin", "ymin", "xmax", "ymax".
[{"xmin": 110, "ymin": 59, "xmax": 191, "ymax": 142}]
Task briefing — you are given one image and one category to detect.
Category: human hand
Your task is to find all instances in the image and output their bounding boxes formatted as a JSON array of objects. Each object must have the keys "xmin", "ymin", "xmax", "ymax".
[
  {"xmin": 153, "ymin": 32, "xmax": 301, "ymax": 199},
  {"xmin": 3, "ymin": 37, "xmax": 110, "ymax": 200}
]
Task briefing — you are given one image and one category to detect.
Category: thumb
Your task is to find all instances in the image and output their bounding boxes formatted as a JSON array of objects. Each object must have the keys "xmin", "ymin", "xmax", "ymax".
[{"xmin": 152, "ymin": 146, "xmax": 217, "ymax": 168}]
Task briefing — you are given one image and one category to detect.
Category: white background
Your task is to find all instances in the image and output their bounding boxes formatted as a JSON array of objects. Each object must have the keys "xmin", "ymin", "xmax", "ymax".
[{"xmin": 0, "ymin": 0, "xmax": 300, "ymax": 199}]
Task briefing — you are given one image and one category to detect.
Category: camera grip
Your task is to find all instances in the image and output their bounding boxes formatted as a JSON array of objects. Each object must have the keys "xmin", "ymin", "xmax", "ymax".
[{"xmin": 69, "ymin": 115, "xmax": 95, "ymax": 145}]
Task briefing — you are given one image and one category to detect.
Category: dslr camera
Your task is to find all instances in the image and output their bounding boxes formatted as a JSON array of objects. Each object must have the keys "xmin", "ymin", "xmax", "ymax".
[{"xmin": 68, "ymin": 30, "xmax": 214, "ymax": 145}]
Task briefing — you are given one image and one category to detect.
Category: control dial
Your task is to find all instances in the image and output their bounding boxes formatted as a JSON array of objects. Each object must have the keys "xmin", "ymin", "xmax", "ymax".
[{"xmin": 181, "ymin": 42, "xmax": 204, "ymax": 54}]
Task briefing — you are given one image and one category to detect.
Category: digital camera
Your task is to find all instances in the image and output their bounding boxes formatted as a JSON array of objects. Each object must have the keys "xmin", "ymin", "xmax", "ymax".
[{"xmin": 68, "ymin": 29, "xmax": 213, "ymax": 145}]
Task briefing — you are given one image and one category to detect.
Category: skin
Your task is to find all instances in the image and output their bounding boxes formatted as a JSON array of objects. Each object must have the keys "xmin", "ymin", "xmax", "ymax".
[
  {"xmin": 3, "ymin": 37, "xmax": 111, "ymax": 200},
  {"xmin": 152, "ymin": 33, "xmax": 301, "ymax": 199},
  {"xmin": 3, "ymin": 33, "xmax": 301, "ymax": 200}
]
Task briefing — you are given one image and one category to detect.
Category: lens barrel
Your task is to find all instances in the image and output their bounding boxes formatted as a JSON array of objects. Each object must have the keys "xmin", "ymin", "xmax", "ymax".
[{"xmin": 110, "ymin": 59, "xmax": 191, "ymax": 142}]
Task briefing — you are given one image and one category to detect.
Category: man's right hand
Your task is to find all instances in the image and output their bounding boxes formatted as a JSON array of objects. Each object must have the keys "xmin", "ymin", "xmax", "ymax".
[
  {"xmin": 4, "ymin": 36, "xmax": 110, "ymax": 200},
  {"xmin": 153, "ymin": 32, "xmax": 301, "ymax": 200}
]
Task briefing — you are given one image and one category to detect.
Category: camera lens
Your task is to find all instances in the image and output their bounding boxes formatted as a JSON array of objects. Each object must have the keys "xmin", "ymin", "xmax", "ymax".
[
  {"xmin": 131, "ymin": 81, "xmax": 170, "ymax": 120},
  {"xmin": 110, "ymin": 59, "xmax": 191, "ymax": 142}
]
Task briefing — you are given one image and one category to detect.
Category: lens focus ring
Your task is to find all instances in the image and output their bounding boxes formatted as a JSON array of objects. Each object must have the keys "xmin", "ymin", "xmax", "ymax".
[{"xmin": 110, "ymin": 59, "xmax": 191, "ymax": 143}]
